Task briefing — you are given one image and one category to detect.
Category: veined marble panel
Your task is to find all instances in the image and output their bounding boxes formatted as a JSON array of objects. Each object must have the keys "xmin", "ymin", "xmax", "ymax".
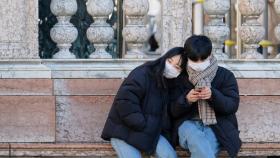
[{"xmin": 0, "ymin": 0, "xmax": 38, "ymax": 59}]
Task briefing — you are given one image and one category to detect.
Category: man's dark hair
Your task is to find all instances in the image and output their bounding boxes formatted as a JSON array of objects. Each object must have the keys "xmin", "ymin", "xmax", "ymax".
[{"xmin": 184, "ymin": 35, "xmax": 212, "ymax": 61}]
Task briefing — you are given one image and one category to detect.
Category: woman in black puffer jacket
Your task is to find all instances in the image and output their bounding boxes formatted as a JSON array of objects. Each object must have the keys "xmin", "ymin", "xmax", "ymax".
[{"xmin": 101, "ymin": 47, "xmax": 187, "ymax": 158}]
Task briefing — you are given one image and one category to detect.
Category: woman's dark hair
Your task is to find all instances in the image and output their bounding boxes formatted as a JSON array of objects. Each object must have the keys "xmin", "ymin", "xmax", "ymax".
[
  {"xmin": 184, "ymin": 35, "xmax": 212, "ymax": 61},
  {"xmin": 144, "ymin": 47, "xmax": 187, "ymax": 89}
]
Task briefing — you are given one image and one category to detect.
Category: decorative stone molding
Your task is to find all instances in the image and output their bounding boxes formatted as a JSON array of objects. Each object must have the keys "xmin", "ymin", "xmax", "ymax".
[
  {"xmin": 204, "ymin": 0, "xmax": 230, "ymax": 59},
  {"xmin": 86, "ymin": 0, "xmax": 114, "ymax": 59},
  {"xmin": 238, "ymin": 0, "xmax": 265, "ymax": 59},
  {"xmin": 50, "ymin": 0, "xmax": 78, "ymax": 59},
  {"xmin": 122, "ymin": 0, "xmax": 149, "ymax": 58},
  {"xmin": 274, "ymin": 0, "xmax": 280, "ymax": 58}
]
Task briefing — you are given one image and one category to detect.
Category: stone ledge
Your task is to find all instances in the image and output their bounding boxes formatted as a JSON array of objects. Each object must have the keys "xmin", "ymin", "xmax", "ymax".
[
  {"xmin": 0, "ymin": 59, "xmax": 279, "ymax": 78},
  {"xmin": 0, "ymin": 59, "xmax": 50, "ymax": 78},
  {"xmin": 0, "ymin": 143, "xmax": 277, "ymax": 157},
  {"xmin": 0, "ymin": 144, "xmax": 9, "ymax": 156},
  {"xmin": 42, "ymin": 59, "xmax": 280, "ymax": 79}
]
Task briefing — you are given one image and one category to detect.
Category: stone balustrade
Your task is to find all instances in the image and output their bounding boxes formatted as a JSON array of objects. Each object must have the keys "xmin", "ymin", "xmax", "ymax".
[
  {"xmin": 238, "ymin": 0, "xmax": 265, "ymax": 59},
  {"xmin": 122, "ymin": 0, "xmax": 150, "ymax": 58},
  {"xmin": 202, "ymin": 0, "xmax": 279, "ymax": 59},
  {"xmin": 274, "ymin": 0, "xmax": 280, "ymax": 59},
  {"xmin": 86, "ymin": 0, "xmax": 114, "ymax": 59},
  {"xmin": 49, "ymin": 0, "xmax": 151, "ymax": 59},
  {"xmin": 1, "ymin": 0, "xmax": 280, "ymax": 59},
  {"xmin": 203, "ymin": 0, "xmax": 230, "ymax": 59},
  {"xmin": 50, "ymin": 0, "xmax": 78, "ymax": 59}
]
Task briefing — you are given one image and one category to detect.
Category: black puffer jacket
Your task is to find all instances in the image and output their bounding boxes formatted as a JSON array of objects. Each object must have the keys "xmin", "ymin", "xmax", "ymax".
[
  {"xmin": 169, "ymin": 66, "xmax": 242, "ymax": 158},
  {"xmin": 101, "ymin": 65, "xmax": 172, "ymax": 154}
]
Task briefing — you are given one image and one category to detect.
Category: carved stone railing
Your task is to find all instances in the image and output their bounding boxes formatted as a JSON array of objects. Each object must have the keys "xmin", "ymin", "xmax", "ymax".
[
  {"xmin": 45, "ymin": 0, "xmax": 280, "ymax": 59},
  {"xmin": 200, "ymin": 0, "xmax": 280, "ymax": 59},
  {"xmin": 50, "ymin": 0, "xmax": 78, "ymax": 59},
  {"xmin": 122, "ymin": 0, "xmax": 149, "ymax": 58},
  {"xmin": 204, "ymin": 0, "xmax": 230, "ymax": 59},
  {"xmin": 274, "ymin": 0, "xmax": 280, "ymax": 59},
  {"xmin": 238, "ymin": 0, "xmax": 265, "ymax": 59},
  {"xmin": 86, "ymin": 0, "xmax": 114, "ymax": 59}
]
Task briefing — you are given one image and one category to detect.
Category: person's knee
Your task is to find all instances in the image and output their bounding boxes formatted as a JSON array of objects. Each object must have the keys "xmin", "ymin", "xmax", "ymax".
[
  {"xmin": 178, "ymin": 121, "xmax": 196, "ymax": 138},
  {"xmin": 178, "ymin": 121, "xmax": 201, "ymax": 149},
  {"xmin": 188, "ymin": 141, "xmax": 216, "ymax": 158},
  {"xmin": 156, "ymin": 136, "xmax": 177, "ymax": 158},
  {"xmin": 111, "ymin": 138, "xmax": 142, "ymax": 158}
]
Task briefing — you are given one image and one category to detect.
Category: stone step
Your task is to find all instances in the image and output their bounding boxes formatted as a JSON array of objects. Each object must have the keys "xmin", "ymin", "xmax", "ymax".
[{"xmin": 0, "ymin": 143, "xmax": 279, "ymax": 157}]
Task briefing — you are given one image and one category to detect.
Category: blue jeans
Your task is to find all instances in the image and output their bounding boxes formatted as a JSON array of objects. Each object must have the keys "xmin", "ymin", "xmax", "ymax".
[
  {"xmin": 178, "ymin": 120, "xmax": 220, "ymax": 158},
  {"xmin": 111, "ymin": 135, "xmax": 177, "ymax": 158}
]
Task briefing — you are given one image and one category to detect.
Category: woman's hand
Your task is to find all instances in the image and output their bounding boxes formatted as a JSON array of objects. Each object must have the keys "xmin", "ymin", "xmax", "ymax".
[{"xmin": 186, "ymin": 89, "xmax": 200, "ymax": 104}]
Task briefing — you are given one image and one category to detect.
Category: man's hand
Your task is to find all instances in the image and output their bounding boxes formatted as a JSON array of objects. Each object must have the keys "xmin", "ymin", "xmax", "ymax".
[
  {"xmin": 186, "ymin": 89, "xmax": 200, "ymax": 104},
  {"xmin": 198, "ymin": 87, "xmax": 212, "ymax": 100}
]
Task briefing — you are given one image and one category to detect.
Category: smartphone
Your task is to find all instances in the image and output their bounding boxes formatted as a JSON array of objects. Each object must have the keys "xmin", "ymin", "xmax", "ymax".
[{"xmin": 195, "ymin": 86, "xmax": 204, "ymax": 92}]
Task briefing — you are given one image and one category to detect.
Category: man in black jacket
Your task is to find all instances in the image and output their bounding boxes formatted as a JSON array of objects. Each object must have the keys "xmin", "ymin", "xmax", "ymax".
[{"xmin": 169, "ymin": 35, "xmax": 241, "ymax": 158}]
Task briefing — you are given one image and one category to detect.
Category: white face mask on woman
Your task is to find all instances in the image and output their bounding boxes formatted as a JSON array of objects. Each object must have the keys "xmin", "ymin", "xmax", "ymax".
[
  {"xmin": 188, "ymin": 58, "xmax": 210, "ymax": 71},
  {"xmin": 163, "ymin": 60, "xmax": 180, "ymax": 78}
]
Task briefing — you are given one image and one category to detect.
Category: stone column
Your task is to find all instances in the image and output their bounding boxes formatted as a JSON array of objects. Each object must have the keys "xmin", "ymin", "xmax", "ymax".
[
  {"xmin": 238, "ymin": 0, "xmax": 265, "ymax": 59},
  {"xmin": 160, "ymin": 0, "xmax": 192, "ymax": 54},
  {"xmin": 86, "ymin": 0, "xmax": 114, "ymax": 59},
  {"xmin": 0, "ymin": 0, "xmax": 38, "ymax": 59},
  {"xmin": 122, "ymin": 0, "xmax": 149, "ymax": 58},
  {"xmin": 274, "ymin": 0, "xmax": 280, "ymax": 59},
  {"xmin": 50, "ymin": 0, "xmax": 78, "ymax": 59},
  {"xmin": 193, "ymin": 0, "xmax": 204, "ymax": 35},
  {"xmin": 204, "ymin": 0, "xmax": 230, "ymax": 59}
]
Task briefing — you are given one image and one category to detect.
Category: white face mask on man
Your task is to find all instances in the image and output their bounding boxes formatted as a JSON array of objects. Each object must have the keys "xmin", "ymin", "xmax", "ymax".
[
  {"xmin": 188, "ymin": 58, "xmax": 210, "ymax": 71},
  {"xmin": 163, "ymin": 60, "xmax": 180, "ymax": 79}
]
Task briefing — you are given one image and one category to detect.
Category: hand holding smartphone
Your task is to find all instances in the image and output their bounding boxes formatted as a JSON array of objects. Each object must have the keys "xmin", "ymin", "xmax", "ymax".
[{"xmin": 194, "ymin": 86, "xmax": 205, "ymax": 93}]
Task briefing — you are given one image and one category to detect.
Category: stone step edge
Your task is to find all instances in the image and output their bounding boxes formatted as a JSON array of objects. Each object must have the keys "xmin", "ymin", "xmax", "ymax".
[{"xmin": 0, "ymin": 142, "xmax": 279, "ymax": 157}]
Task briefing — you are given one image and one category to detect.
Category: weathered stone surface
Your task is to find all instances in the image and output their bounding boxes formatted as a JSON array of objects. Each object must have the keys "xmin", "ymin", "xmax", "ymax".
[
  {"xmin": 122, "ymin": 0, "xmax": 149, "ymax": 58},
  {"xmin": 0, "ymin": 79, "xmax": 52, "ymax": 95},
  {"xmin": 3, "ymin": 142, "xmax": 280, "ymax": 157},
  {"xmin": 53, "ymin": 78, "xmax": 280, "ymax": 96},
  {"xmin": 0, "ymin": 0, "xmax": 38, "ymax": 58},
  {"xmin": 204, "ymin": 0, "xmax": 230, "ymax": 59},
  {"xmin": 274, "ymin": 0, "xmax": 280, "ymax": 59},
  {"xmin": 86, "ymin": 0, "xmax": 114, "ymax": 59},
  {"xmin": 238, "ymin": 79, "xmax": 280, "ymax": 95},
  {"xmin": 56, "ymin": 96, "xmax": 113, "ymax": 142},
  {"xmin": 41, "ymin": 59, "xmax": 280, "ymax": 79},
  {"xmin": 237, "ymin": 96, "xmax": 280, "ymax": 143},
  {"xmin": 50, "ymin": 0, "xmax": 78, "ymax": 59},
  {"xmin": 160, "ymin": 0, "xmax": 192, "ymax": 54},
  {"xmin": 238, "ymin": 0, "xmax": 265, "ymax": 59},
  {"xmin": 54, "ymin": 79, "xmax": 123, "ymax": 95},
  {"xmin": 0, "ymin": 96, "xmax": 55, "ymax": 142},
  {"xmin": 0, "ymin": 144, "xmax": 9, "ymax": 156},
  {"xmin": 0, "ymin": 60, "xmax": 51, "ymax": 79},
  {"xmin": 9, "ymin": 143, "xmax": 115, "ymax": 157}
]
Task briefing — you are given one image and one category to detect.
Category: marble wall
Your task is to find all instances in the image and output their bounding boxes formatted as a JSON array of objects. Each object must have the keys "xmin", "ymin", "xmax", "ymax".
[{"xmin": 0, "ymin": 0, "xmax": 38, "ymax": 59}]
